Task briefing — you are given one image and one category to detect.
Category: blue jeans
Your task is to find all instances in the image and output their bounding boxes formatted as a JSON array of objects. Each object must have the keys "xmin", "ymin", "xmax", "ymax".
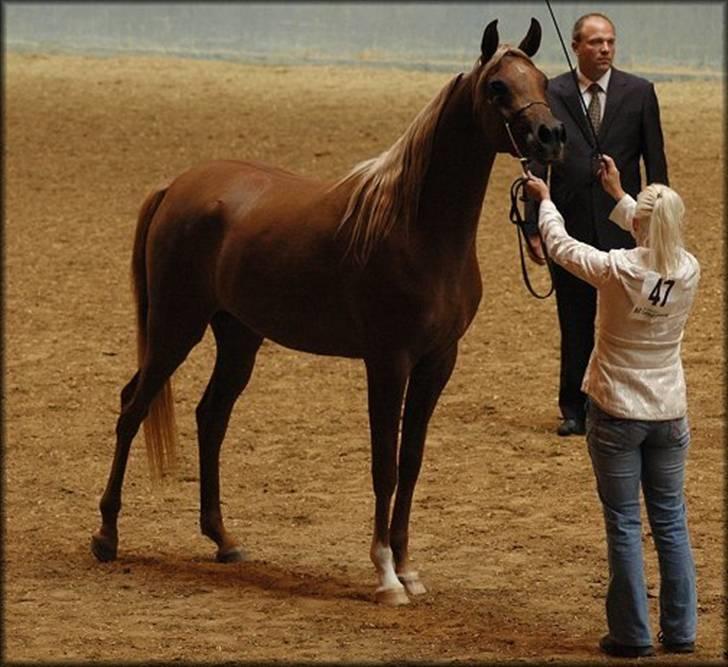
[{"xmin": 586, "ymin": 399, "xmax": 697, "ymax": 647}]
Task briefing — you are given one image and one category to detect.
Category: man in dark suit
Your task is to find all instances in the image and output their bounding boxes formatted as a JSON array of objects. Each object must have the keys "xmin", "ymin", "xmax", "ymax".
[{"xmin": 526, "ymin": 12, "xmax": 669, "ymax": 436}]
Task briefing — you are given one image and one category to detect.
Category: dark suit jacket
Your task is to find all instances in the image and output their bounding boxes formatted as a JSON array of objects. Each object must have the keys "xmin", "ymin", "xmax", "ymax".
[{"xmin": 528, "ymin": 68, "xmax": 668, "ymax": 250}]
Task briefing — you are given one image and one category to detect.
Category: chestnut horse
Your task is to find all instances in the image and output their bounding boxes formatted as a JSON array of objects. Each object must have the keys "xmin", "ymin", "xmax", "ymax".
[{"xmin": 92, "ymin": 19, "xmax": 565, "ymax": 605}]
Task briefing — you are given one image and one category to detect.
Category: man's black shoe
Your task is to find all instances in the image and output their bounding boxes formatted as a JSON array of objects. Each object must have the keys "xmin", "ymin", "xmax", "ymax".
[
  {"xmin": 658, "ymin": 631, "xmax": 695, "ymax": 654},
  {"xmin": 599, "ymin": 635, "xmax": 655, "ymax": 658},
  {"xmin": 557, "ymin": 418, "xmax": 585, "ymax": 436}
]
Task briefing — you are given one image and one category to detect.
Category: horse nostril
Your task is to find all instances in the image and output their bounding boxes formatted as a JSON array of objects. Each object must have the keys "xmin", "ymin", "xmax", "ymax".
[
  {"xmin": 536, "ymin": 123, "xmax": 566, "ymax": 150},
  {"xmin": 538, "ymin": 124, "xmax": 553, "ymax": 144}
]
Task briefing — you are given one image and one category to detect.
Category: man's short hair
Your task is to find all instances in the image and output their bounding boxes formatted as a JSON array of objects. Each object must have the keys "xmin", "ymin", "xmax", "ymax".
[{"xmin": 572, "ymin": 13, "xmax": 616, "ymax": 42}]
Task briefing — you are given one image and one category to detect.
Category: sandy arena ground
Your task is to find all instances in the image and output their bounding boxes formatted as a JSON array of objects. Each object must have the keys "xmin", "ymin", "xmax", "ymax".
[{"xmin": 4, "ymin": 52, "xmax": 725, "ymax": 663}]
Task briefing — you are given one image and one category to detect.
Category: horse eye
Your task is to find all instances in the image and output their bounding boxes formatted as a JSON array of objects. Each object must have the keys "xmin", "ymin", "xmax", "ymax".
[{"xmin": 488, "ymin": 80, "xmax": 509, "ymax": 98}]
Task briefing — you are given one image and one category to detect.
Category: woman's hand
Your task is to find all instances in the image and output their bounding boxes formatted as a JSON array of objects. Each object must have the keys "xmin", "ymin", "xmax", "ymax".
[
  {"xmin": 525, "ymin": 173, "xmax": 551, "ymax": 201},
  {"xmin": 599, "ymin": 155, "xmax": 626, "ymax": 200}
]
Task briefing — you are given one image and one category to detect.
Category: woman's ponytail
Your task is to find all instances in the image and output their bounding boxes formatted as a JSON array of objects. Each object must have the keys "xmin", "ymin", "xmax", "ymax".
[{"xmin": 634, "ymin": 184, "xmax": 685, "ymax": 275}]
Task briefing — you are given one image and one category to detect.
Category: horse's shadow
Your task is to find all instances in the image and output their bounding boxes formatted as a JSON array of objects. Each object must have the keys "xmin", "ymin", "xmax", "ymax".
[
  {"xmin": 98, "ymin": 549, "xmax": 374, "ymax": 605},
  {"xmin": 83, "ymin": 547, "xmax": 603, "ymax": 657}
]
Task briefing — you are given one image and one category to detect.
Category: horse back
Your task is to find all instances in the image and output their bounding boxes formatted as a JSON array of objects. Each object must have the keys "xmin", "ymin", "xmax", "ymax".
[{"xmin": 145, "ymin": 159, "xmax": 365, "ymax": 354}]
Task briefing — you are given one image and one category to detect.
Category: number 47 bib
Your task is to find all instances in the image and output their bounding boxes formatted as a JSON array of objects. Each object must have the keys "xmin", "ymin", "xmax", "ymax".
[{"xmin": 629, "ymin": 272, "xmax": 685, "ymax": 321}]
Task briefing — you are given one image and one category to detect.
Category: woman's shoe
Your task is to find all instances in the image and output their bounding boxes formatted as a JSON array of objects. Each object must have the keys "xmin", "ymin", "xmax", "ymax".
[
  {"xmin": 658, "ymin": 631, "xmax": 695, "ymax": 654},
  {"xmin": 599, "ymin": 635, "xmax": 655, "ymax": 658}
]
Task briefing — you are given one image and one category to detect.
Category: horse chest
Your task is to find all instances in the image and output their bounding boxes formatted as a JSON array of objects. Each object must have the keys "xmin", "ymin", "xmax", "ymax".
[
  {"xmin": 422, "ymin": 278, "xmax": 482, "ymax": 339},
  {"xmin": 366, "ymin": 265, "xmax": 482, "ymax": 350}
]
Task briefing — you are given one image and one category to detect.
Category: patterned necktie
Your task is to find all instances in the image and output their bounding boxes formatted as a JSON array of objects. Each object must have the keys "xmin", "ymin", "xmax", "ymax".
[{"xmin": 587, "ymin": 82, "xmax": 602, "ymax": 134}]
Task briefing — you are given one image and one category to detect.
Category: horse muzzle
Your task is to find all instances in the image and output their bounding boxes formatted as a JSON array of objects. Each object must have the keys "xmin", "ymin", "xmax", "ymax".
[{"xmin": 527, "ymin": 119, "xmax": 566, "ymax": 164}]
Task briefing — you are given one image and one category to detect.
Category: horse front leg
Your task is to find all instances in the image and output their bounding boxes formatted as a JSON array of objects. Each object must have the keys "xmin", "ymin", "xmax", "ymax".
[
  {"xmin": 365, "ymin": 353, "xmax": 411, "ymax": 606},
  {"xmin": 390, "ymin": 342, "xmax": 458, "ymax": 596}
]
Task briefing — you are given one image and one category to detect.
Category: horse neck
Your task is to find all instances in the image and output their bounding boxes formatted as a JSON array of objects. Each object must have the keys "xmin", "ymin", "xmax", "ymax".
[{"xmin": 417, "ymin": 74, "xmax": 498, "ymax": 256}]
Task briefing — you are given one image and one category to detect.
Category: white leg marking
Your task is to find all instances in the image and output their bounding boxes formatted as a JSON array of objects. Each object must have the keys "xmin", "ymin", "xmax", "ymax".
[
  {"xmin": 397, "ymin": 570, "xmax": 427, "ymax": 596},
  {"xmin": 371, "ymin": 541, "xmax": 409, "ymax": 605}
]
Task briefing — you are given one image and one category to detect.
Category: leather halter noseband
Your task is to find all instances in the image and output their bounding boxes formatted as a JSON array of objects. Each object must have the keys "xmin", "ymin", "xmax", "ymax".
[{"xmin": 509, "ymin": 99, "xmax": 550, "ymax": 120}]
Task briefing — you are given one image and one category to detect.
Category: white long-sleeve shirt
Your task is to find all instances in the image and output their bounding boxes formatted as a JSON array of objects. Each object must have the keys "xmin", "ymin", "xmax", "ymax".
[{"xmin": 538, "ymin": 196, "xmax": 700, "ymax": 420}]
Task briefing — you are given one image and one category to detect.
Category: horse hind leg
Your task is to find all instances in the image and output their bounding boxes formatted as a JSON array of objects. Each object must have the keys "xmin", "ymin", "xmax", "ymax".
[
  {"xmin": 196, "ymin": 311, "xmax": 262, "ymax": 563},
  {"xmin": 91, "ymin": 313, "xmax": 209, "ymax": 562},
  {"xmin": 90, "ymin": 371, "xmax": 142, "ymax": 562}
]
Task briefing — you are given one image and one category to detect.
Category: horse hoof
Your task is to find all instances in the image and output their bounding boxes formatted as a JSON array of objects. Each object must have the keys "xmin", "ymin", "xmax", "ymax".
[
  {"xmin": 90, "ymin": 533, "xmax": 117, "ymax": 562},
  {"xmin": 375, "ymin": 586, "xmax": 410, "ymax": 606},
  {"xmin": 398, "ymin": 572, "xmax": 427, "ymax": 596},
  {"xmin": 216, "ymin": 546, "xmax": 245, "ymax": 563}
]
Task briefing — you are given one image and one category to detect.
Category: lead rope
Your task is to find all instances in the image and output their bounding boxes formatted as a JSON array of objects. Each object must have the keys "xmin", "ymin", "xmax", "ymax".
[
  {"xmin": 509, "ymin": 168, "xmax": 555, "ymax": 299},
  {"xmin": 505, "ymin": 121, "xmax": 555, "ymax": 299}
]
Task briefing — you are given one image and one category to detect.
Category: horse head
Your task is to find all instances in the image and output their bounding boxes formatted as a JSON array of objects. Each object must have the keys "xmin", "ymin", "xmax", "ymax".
[{"xmin": 473, "ymin": 18, "xmax": 565, "ymax": 164}]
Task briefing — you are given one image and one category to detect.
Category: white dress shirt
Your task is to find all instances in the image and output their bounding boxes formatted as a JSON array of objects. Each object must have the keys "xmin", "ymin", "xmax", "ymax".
[
  {"xmin": 538, "ymin": 195, "xmax": 700, "ymax": 420},
  {"xmin": 577, "ymin": 68, "xmax": 611, "ymax": 124}
]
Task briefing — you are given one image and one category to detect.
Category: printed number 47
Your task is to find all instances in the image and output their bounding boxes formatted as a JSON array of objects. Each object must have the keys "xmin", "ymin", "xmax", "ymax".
[{"xmin": 648, "ymin": 278, "xmax": 675, "ymax": 307}]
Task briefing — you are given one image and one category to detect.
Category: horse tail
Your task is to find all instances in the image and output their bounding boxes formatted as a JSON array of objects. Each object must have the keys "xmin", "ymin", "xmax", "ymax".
[{"xmin": 132, "ymin": 187, "xmax": 178, "ymax": 483}]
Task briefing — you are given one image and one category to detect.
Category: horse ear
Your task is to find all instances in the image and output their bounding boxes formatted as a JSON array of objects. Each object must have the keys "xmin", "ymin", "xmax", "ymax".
[
  {"xmin": 518, "ymin": 17, "xmax": 542, "ymax": 57},
  {"xmin": 480, "ymin": 20, "xmax": 499, "ymax": 65}
]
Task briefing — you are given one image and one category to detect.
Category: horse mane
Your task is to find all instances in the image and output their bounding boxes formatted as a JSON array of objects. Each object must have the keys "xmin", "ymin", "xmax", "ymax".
[
  {"xmin": 334, "ymin": 46, "xmax": 530, "ymax": 265},
  {"xmin": 334, "ymin": 72, "xmax": 464, "ymax": 265}
]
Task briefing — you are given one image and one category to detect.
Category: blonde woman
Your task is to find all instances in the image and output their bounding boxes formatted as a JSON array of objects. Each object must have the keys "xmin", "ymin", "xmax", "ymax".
[{"xmin": 526, "ymin": 155, "xmax": 699, "ymax": 658}]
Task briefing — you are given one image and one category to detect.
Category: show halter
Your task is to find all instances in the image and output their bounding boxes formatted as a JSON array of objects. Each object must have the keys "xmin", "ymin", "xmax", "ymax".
[
  {"xmin": 504, "ymin": 102, "xmax": 555, "ymax": 300},
  {"xmin": 506, "ymin": 1, "xmax": 605, "ymax": 299}
]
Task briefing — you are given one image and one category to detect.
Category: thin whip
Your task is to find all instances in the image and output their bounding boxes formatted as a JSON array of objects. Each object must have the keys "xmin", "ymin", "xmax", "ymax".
[{"xmin": 544, "ymin": 0, "xmax": 602, "ymax": 156}]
